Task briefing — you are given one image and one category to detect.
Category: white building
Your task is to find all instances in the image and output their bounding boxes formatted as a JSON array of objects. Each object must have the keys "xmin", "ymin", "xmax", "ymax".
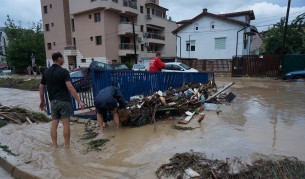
[{"xmin": 173, "ymin": 9, "xmax": 256, "ymax": 60}]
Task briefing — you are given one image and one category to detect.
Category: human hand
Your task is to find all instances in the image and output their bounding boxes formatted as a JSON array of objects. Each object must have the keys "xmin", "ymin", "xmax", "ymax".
[
  {"xmin": 39, "ymin": 102, "xmax": 46, "ymax": 111},
  {"xmin": 79, "ymin": 101, "xmax": 86, "ymax": 110}
]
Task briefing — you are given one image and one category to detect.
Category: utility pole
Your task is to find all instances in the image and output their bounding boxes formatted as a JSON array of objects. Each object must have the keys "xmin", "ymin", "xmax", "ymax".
[
  {"xmin": 132, "ymin": 18, "xmax": 137, "ymax": 64},
  {"xmin": 280, "ymin": 0, "xmax": 291, "ymax": 74}
]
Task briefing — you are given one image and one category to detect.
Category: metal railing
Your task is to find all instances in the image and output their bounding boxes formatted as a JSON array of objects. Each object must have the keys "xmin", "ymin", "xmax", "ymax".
[
  {"xmin": 146, "ymin": 32, "xmax": 165, "ymax": 40},
  {"xmin": 120, "ymin": 43, "xmax": 138, "ymax": 50}
]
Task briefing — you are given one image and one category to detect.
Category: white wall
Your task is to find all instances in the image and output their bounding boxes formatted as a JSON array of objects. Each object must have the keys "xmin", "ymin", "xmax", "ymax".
[{"xmin": 177, "ymin": 16, "xmax": 248, "ymax": 59}]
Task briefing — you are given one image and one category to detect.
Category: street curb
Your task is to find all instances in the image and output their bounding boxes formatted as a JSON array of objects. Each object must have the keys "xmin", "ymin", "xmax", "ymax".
[{"xmin": 0, "ymin": 151, "xmax": 40, "ymax": 179}]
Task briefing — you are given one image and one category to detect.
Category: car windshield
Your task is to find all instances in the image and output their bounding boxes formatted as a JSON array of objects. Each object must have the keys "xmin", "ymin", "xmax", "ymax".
[
  {"xmin": 70, "ymin": 71, "xmax": 84, "ymax": 78},
  {"xmin": 114, "ymin": 64, "xmax": 129, "ymax": 70},
  {"xmin": 180, "ymin": 63, "xmax": 191, "ymax": 70},
  {"xmin": 134, "ymin": 64, "xmax": 145, "ymax": 69}
]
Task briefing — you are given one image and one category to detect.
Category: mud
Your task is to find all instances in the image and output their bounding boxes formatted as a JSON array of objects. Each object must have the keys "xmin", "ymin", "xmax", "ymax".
[{"xmin": 0, "ymin": 77, "xmax": 305, "ymax": 178}]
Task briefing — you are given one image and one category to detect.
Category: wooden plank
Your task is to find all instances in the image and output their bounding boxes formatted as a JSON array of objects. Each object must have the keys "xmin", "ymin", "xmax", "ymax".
[{"xmin": 205, "ymin": 82, "xmax": 234, "ymax": 102}]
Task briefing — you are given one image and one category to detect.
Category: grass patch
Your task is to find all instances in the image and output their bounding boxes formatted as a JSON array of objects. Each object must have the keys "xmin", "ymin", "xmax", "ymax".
[
  {"xmin": 0, "ymin": 143, "xmax": 18, "ymax": 156},
  {"xmin": 87, "ymin": 138, "xmax": 110, "ymax": 152},
  {"xmin": 0, "ymin": 78, "xmax": 40, "ymax": 91},
  {"xmin": 0, "ymin": 120, "xmax": 7, "ymax": 128}
]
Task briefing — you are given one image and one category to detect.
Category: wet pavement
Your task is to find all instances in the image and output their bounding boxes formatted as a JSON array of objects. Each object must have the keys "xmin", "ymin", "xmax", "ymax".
[{"xmin": 0, "ymin": 77, "xmax": 305, "ymax": 178}]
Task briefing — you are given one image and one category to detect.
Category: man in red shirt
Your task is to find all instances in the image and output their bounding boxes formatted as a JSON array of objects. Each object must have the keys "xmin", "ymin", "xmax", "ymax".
[{"xmin": 149, "ymin": 53, "xmax": 165, "ymax": 72}]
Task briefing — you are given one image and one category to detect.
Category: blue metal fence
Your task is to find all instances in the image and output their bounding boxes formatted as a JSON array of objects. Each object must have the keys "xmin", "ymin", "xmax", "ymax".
[
  {"xmin": 91, "ymin": 69, "xmax": 214, "ymax": 102},
  {"xmin": 45, "ymin": 68, "xmax": 214, "ymax": 119}
]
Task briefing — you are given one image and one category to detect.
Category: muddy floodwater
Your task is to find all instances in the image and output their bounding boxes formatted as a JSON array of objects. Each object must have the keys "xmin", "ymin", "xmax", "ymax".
[{"xmin": 0, "ymin": 77, "xmax": 305, "ymax": 178}]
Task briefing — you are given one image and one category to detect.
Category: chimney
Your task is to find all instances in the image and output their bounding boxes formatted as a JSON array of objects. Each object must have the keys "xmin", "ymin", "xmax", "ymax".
[{"xmin": 203, "ymin": 8, "xmax": 207, "ymax": 13}]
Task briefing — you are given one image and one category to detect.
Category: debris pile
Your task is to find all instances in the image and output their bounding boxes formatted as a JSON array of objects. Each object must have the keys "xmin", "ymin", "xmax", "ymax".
[
  {"xmin": 156, "ymin": 152, "xmax": 305, "ymax": 178},
  {"xmin": 120, "ymin": 80, "xmax": 235, "ymax": 127},
  {"xmin": 0, "ymin": 104, "xmax": 50, "ymax": 127}
]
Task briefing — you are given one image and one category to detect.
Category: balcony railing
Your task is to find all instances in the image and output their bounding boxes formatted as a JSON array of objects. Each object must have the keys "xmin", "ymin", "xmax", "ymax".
[
  {"xmin": 123, "ymin": 0, "xmax": 137, "ymax": 10},
  {"xmin": 120, "ymin": 43, "xmax": 138, "ymax": 50},
  {"xmin": 64, "ymin": 45, "xmax": 76, "ymax": 50},
  {"xmin": 146, "ymin": 0, "xmax": 156, "ymax": 4},
  {"xmin": 146, "ymin": 32, "xmax": 165, "ymax": 40}
]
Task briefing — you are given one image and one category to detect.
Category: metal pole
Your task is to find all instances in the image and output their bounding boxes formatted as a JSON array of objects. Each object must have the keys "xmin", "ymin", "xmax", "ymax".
[
  {"xmin": 280, "ymin": 0, "xmax": 291, "ymax": 72},
  {"xmin": 189, "ymin": 34, "xmax": 190, "ymax": 58},
  {"xmin": 174, "ymin": 34, "xmax": 181, "ymax": 59},
  {"xmin": 132, "ymin": 18, "xmax": 137, "ymax": 64}
]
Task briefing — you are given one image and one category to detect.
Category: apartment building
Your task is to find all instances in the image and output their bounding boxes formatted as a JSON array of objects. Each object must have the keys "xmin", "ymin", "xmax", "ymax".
[{"xmin": 40, "ymin": 0, "xmax": 177, "ymax": 70}]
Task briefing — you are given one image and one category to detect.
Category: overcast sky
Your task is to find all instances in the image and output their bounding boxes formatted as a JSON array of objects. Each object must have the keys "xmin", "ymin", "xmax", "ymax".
[{"xmin": 0, "ymin": 0, "xmax": 304, "ymax": 32}]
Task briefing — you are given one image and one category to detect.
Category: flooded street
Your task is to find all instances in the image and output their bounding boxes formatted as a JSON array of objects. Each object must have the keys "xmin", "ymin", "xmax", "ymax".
[{"xmin": 0, "ymin": 77, "xmax": 305, "ymax": 178}]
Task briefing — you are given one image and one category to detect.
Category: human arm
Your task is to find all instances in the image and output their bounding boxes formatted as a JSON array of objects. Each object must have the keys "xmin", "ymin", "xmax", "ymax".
[
  {"xmin": 156, "ymin": 58, "xmax": 165, "ymax": 71},
  {"xmin": 65, "ymin": 81, "xmax": 86, "ymax": 110},
  {"xmin": 115, "ymin": 88, "xmax": 126, "ymax": 109},
  {"xmin": 39, "ymin": 84, "xmax": 46, "ymax": 111}
]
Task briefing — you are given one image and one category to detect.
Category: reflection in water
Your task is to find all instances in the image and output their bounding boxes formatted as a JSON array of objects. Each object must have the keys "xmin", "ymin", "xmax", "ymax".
[{"xmin": 0, "ymin": 78, "xmax": 305, "ymax": 178}]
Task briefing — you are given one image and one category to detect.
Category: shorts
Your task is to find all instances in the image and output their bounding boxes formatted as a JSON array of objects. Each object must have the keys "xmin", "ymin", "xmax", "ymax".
[
  {"xmin": 97, "ymin": 107, "xmax": 117, "ymax": 122},
  {"xmin": 51, "ymin": 100, "xmax": 71, "ymax": 120}
]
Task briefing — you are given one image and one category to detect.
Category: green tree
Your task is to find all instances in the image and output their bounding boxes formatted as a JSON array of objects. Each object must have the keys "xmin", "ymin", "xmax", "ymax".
[
  {"xmin": 4, "ymin": 15, "xmax": 45, "ymax": 73},
  {"xmin": 261, "ymin": 13, "xmax": 305, "ymax": 54}
]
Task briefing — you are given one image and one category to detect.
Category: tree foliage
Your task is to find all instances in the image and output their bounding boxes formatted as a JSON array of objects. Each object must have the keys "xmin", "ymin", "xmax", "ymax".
[
  {"xmin": 261, "ymin": 13, "xmax": 305, "ymax": 54},
  {"xmin": 4, "ymin": 16, "xmax": 45, "ymax": 73}
]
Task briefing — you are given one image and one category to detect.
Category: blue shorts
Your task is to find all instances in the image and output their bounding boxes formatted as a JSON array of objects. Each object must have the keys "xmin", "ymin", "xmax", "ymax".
[{"xmin": 51, "ymin": 100, "xmax": 71, "ymax": 120}]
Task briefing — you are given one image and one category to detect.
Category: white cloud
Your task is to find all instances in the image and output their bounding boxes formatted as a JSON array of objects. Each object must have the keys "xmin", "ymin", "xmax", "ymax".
[{"xmin": 0, "ymin": 0, "xmax": 41, "ymax": 27}]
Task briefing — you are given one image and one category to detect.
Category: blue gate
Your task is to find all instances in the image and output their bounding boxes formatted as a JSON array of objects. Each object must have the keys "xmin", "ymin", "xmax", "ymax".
[{"xmin": 45, "ymin": 69, "xmax": 214, "ymax": 119}]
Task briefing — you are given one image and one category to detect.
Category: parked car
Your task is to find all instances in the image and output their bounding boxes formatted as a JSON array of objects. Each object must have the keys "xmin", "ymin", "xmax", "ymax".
[
  {"xmin": 162, "ymin": 62, "xmax": 198, "ymax": 72},
  {"xmin": 113, "ymin": 64, "xmax": 129, "ymax": 70},
  {"xmin": 282, "ymin": 70, "xmax": 305, "ymax": 80},
  {"xmin": 70, "ymin": 70, "xmax": 91, "ymax": 92},
  {"xmin": 132, "ymin": 64, "xmax": 146, "ymax": 71},
  {"xmin": 89, "ymin": 61, "xmax": 115, "ymax": 70}
]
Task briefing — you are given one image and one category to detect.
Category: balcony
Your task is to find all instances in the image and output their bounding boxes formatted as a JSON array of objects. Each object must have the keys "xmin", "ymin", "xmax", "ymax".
[
  {"xmin": 118, "ymin": 22, "xmax": 140, "ymax": 35},
  {"xmin": 64, "ymin": 45, "xmax": 77, "ymax": 56},
  {"xmin": 146, "ymin": 32, "xmax": 165, "ymax": 40},
  {"xmin": 122, "ymin": 0, "xmax": 138, "ymax": 15},
  {"xmin": 146, "ymin": 0, "xmax": 156, "ymax": 4},
  {"xmin": 119, "ymin": 43, "xmax": 139, "ymax": 56}
]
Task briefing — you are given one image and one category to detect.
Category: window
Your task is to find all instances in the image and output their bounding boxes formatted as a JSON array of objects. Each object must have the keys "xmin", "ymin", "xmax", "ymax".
[
  {"xmin": 90, "ymin": 37, "xmax": 93, "ymax": 41},
  {"xmin": 45, "ymin": 24, "xmax": 50, "ymax": 31},
  {"xmin": 89, "ymin": 14, "xmax": 92, "ymax": 19},
  {"xmin": 53, "ymin": 42, "xmax": 56, "ymax": 46},
  {"xmin": 112, "ymin": 0, "xmax": 118, "ymax": 2},
  {"xmin": 186, "ymin": 40, "xmax": 195, "ymax": 51},
  {"xmin": 71, "ymin": 19, "xmax": 75, "ymax": 32},
  {"xmin": 210, "ymin": 22, "xmax": 215, "ymax": 30},
  {"xmin": 95, "ymin": 36, "xmax": 102, "ymax": 45},
  {"xmin": 47, "ymin": 43, "xmax": 52, "ymax": 50},
  {"xmin": 141, "ymin": 44, "xmax": 144, "ymax": 51},
  {"xmin": 215, "ymin": 37, "xmax": 226, "ymax": 49},
  {"xmin": 140, "ymin": 6, "xmax": 143, "ymax": 13},
  {"xmin": 140, "ymin": 25, "xmax": 144, "ymax": 32},
  {"xmin": 94, "ymin": 13, "xmax": 101, "ymax": 22},
  {"xmin": 91, "ymin": 0, "xmax": 97, "ymax": 2},
  {"xmin": 81, "ymin": 59, "xmax": 86, "ymax": 63},
  {"xmin": 50, "ymin": 4, "xmax": 52, "ymax": 8},
  {"xmin": 194, "ymin": 23, "xmax": 199, "ymax": 31},
  {"xmin": 147, "ymin": 8, "xmax": 150, "ymax": 15},
  {"xmin": 43, "ymin": 6, "xmax": 48, "ymax": 14},
  {"xmin": 51, "ymin": 23, "xmax": 54, "ymax": 27},
  {"xmin": 152, "ymin": 9, "xmax": 155, "ymax": 15},
  {"xmin": 73, "ymin": 38, "xmax": 76, "ymax": 46},
  {"xmin": 155, "ymin": 10, "xmax": 162, "ymax": 18}
]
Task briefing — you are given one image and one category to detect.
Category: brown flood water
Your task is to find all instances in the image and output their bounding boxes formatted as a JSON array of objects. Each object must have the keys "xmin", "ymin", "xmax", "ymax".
[{"xmin": 0, "ymin": 77, "xmax": 305, "ymax": 178}]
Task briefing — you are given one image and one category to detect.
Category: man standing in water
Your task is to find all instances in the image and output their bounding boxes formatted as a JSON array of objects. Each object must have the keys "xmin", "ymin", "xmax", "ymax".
[{"xmin": 39, "ymin": 52, "xmax": 85, "ymax": 149}]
